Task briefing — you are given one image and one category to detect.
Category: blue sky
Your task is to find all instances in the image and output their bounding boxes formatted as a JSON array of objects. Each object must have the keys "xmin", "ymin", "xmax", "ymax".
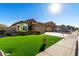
[{"xmin": 0, "ymin": 3, "xmax": 79, "ymax": 27}]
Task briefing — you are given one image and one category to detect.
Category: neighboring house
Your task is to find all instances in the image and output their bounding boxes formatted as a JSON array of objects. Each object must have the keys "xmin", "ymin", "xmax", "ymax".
[
  {"xmin": 53, "ymin": 25, "xmax": 71, "ymax": 33},
  {"xmin": 0, "ymin": 24, "xmax": 15, "ymax": 35},
  {"xmin": 45, "ymin": 22, "xmax": 56, "ymax": 32},
  {"xmin": 0, "ymin": 24, "xmax": 8, "ymax": 36},
  {"xmin": 54, "ymin": 26, "xmax": 62, "ymax": 32},
  {"xmin": 62, "ymin": 26, "xmax": 70, "ymax": 33},
  {"xmin": 10, "ymin": 19, "xmax": 56, "ymax": 32},
  {"xmin": 0, "ymin": 24, "xmax": 7, "ymax": 31}
]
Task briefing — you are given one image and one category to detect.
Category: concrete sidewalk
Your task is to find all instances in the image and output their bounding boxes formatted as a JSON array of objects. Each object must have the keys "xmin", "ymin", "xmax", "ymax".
[
  {"xmin": 36, "ymin": 32, "xmax": 77, "ymax": 56},
  {"xmin": 0, "ymin": 50, "xmax": 5, "ymax": 56}
]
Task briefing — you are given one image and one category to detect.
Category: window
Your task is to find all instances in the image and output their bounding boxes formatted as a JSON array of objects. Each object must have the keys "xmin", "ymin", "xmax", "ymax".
[{"xmin": 18, "ymin": 26, "xmax": 19, "ymax": 31}]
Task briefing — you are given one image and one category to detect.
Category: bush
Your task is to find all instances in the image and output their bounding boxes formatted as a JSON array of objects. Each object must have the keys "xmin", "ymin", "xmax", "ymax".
[
  {"xmin": 0, "ymin": 30, "xmax": 6, "ymax": 35},
  {"xmin": 26, "ymin": 30, "xmax": 35, "ymax": 35},
  {"xmin": 26, "ymin": 30, "xmax": 41, "ymax": 35},
  {"xmin": 6, "ymin": 33, "xmax": 12, "ymax": 36},
  {"xmin": 5, "ymin": 48, "xmax": 14, "ymax": 53},
  {"xmin": 34, "ymin": 31, "xmax": 41, "ymax": 35},
  {"xmin": 17, "ymin": 31, "xmax": 27, "ymax": 36},
  {"xmin": 16, "ymin": 30, "xmax": 41, "ymax": 36}
]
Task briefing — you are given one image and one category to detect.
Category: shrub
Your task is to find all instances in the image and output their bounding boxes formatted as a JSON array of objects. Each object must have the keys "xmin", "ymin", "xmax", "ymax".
[
  {"xmin": 0, "ymin": 30, "xmax": 6, "ymax": 35},
  {"xmin": 17, "ymin": 30, "xmax": 26, "ymax": 32},
  {"xmin": 26, "ymin": 30, "xmax": 35, "ymax": 35},
  {"xmin": 6, "ymin": 33, "xmax": 12, "ymax": 36},
  {"xmin": 26, "ymin": 30, "xmax": 41, "ymax": 35},
  {"xmin": 5, "ymin": 48, "xmax": 14, "ymax": 53},
  {"xmin": 34, "ymin": 31, "xmax": 41, "ymax": 35},
  {"xmin": 17, "ymin": 31, "xmax": 27, "ymax": 36},
  {"xmin": 16, "ymin": 30, "xmax": 41, "ymax": 36}
]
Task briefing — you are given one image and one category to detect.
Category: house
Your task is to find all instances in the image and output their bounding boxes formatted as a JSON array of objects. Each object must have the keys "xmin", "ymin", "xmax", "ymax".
[
  {"xmin": 52, "ymin": 25, "xmax": 61, "ymax": 32},
  {"xmin": 10, "ymin": 21, "xmax": 27, "ymax": 31},
  {"xmin": 53, "ymin": 25, "xmax": 71, "ymax": 33},
  {"xmin": 45, "ymin": 22, "xmax": 56, "ymax": 32},
  {"xmin": 0, "ymin": 24, "xmax": 8, "ymax": 37},
  {"xmin": 10, "ymin": 19, "xmax": 56, "ymax": 33},
  {"xmin": 0, "ymin": 24, "xmax": 8, "ymax": 32}
]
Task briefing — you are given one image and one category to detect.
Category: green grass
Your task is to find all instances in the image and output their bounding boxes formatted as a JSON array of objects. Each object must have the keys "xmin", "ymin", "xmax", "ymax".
[{"xmin": 0, "ymin": 34, "xmax": 62, "ymax": 56}]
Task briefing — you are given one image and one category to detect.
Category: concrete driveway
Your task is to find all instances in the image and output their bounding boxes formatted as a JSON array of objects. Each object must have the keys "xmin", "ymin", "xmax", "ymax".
[{"xmin": 36, "ymin": 32, "xmax": 77, "ymax": 56}]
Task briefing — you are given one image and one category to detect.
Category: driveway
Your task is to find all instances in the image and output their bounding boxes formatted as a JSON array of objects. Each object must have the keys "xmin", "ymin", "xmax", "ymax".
[
  {"xmin": 44, "ymin": 32, "xmax": 69, "ymax": 37},
  {"xmin": 36, "ymin": 32, "xmax": 77, "ymax": 56}
]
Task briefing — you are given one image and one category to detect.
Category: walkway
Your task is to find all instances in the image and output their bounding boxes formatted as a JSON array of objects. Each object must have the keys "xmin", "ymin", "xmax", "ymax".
[
  {"xmin": 0, "ymin": 50, "xmax": 5, "ymax": 56},
  {"xmin": 36, "ymin": 32, "xmax": 77, "ymax": 56}
]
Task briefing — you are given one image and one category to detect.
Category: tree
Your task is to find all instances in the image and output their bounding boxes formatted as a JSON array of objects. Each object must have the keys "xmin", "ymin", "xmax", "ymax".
[{"xmin": 39, "ymin": 36, "xmax": 47, "ymax": 52}]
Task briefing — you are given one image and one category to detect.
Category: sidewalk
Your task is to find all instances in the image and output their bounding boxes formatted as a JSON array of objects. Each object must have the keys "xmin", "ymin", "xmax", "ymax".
[
  {"xmin": 36, "ymin": 32, "xmax": 77, "ymax": 56},
  {"xmin": 0, "ymin": 50, "xmax": 5, "ymax": 56}
]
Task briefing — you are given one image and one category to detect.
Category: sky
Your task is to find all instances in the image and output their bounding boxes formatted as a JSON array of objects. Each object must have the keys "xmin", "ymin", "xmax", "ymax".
[{"xmin": 0, "ymin": 3, "xmax": 79, "ymax": 27}]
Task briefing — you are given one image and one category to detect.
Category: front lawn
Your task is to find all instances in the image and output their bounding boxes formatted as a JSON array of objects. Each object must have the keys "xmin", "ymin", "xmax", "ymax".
[{"xmin": 0, "ymin": 34, "xmax": 62, "ymax": 56}]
